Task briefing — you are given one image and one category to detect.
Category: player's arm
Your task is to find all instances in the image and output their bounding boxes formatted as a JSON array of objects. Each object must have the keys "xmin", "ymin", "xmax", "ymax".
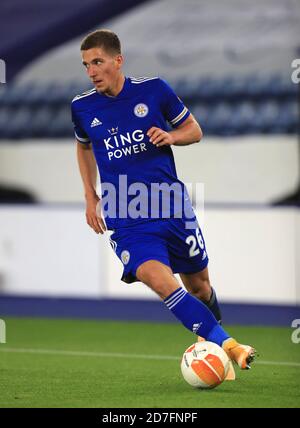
[
  {"xmin": 171, "ymin": 114, "xmax": 203, "ymax": 146},
  {"xmin": 76, "ymin": 141, "xmax": 106, "ymax": 234},
  {"xmin": 147, "ymin": 114, "xmax": 202, "ymax": 148}
]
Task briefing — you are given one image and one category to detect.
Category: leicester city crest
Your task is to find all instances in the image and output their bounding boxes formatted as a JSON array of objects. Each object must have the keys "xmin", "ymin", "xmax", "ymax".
[
  {"xmin": 134, "ymin": 103, "xmax": 149, "ymax": 118},
  {"xmin": 121, "ymin": 250, "xmax": 130, "ymax": 265}
]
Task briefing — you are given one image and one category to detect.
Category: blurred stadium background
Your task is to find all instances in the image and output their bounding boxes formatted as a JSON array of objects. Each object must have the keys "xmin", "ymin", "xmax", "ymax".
[{"xmin": 0, "ymin": 0, "xmax": 299, "ymax": 328}]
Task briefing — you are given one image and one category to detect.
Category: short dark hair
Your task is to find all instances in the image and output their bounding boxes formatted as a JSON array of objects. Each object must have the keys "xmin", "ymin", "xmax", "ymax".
[{"xmin": 80, "ymin": 29, "xmax": 121, "ymax": 55}]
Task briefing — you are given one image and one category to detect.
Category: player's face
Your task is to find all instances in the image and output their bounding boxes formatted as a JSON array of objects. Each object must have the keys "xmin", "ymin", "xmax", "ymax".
[{"xmin": 81, "ymin": 47, "xmax": 123, "ymax": 95}]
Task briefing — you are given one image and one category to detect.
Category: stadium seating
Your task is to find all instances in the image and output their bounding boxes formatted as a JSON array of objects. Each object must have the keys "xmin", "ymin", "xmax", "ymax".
[{"xmin": 0, "ymin": 75, "xmax": 297, "ymax": 139}]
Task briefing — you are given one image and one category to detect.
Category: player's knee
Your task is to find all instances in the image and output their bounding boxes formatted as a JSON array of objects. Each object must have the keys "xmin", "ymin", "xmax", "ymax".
[
  {"xmin": 136, "ymin": 261, "xmax": 156, "ymax": 283},
  {"xmin": 191, "ymin": 279, "xmax": 212, "ymax": 303},
  {"xmin": 136, "ymin": 262, "xmax": 178, "ymax": 299},
  {"xmin": 142, "ymin": 274, "xmax": 176, "ymax": 299}
]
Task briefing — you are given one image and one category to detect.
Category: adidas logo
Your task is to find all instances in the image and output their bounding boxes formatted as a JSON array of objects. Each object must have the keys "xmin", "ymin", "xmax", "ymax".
[
  {"xmin": 91, "ymin": 117, "xmax": 102, "ymax": 127},
  {"xmin": 192, "ymin": 323, "xmax": 202, "ymax": 334}
]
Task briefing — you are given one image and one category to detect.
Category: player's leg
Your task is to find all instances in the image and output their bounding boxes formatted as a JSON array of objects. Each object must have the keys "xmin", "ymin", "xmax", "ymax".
[
  {"xmin": 166, "ymin": 216, "xmax": 256, "ymax": 369},
  {"xmin": 167, "ymin": 218, "xmax": 222, "ymax": 324},
  {"xmin": 179, "ymin": 268, "xmax": 235, "ymax": 379},
  {"xmin": 179, "ymin": 267, "xmax": 222, "ymax": 324},
  {"xmin": 136, "ymin": 259, "xmax": 255, "ymax": 369},
  {"xmin": 136, "ymin": 260, "xmax": 178, "ymax": 298},
  {"xmin": 135, "ymin": 259, "xmax": 225, "ymax": 339}
]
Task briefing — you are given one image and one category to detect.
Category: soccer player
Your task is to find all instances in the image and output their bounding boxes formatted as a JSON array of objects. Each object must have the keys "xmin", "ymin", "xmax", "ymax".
[{"xmin": 72, "ymin": 29, "xmax": 256, "ymax": 371}]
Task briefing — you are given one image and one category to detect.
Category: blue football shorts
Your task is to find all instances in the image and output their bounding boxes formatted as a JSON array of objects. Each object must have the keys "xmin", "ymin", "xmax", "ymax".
[{"xmin": 109, "ymin": 215, "xmax": 209, "ymax": 283}]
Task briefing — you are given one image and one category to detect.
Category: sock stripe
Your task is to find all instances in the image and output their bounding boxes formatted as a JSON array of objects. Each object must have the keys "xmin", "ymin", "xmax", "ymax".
[
  {"xmin": 164, "ymin": 288, "xmax": 186, "ymax": 306},
  {"xmin": 164, "ymin": 288, "xmax": 184, "ymax": 304},
  {"xmin": 163, "ymin": 287, "xmax": 230, "ymax": 347},
  {"xmin": 168, "ymin": 293, "xmax": 187, "ymax": 309},
  {"xmin": 165, "ymin": 291, "xmax": 187, "ymax": 310}
]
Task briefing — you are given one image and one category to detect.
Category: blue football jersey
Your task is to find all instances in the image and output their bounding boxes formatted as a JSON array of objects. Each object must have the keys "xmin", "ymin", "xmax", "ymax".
[{"xmin": 71, "ymin": 76, "xmax": 194, "ymax": 230}]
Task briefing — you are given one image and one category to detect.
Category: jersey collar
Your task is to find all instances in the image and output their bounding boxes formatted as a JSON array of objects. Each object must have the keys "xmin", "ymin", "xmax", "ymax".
[{"xmin": 98, "ymin": 76, "xmax": 129, "ymax": 99}]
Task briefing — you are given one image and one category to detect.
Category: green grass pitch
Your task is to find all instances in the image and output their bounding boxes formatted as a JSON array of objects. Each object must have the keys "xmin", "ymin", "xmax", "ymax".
[{"xmin": 0, "ymin": 317, "xmax": 299, "ymax": 408}]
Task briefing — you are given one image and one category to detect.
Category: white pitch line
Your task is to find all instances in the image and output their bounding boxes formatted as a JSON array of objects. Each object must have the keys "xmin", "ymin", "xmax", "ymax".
[
  {"xmin": 254, "ymin": 360, "xmax": 300, "ymax": 367},
  {"xmin": 0, "ymin": 347, "xmax": 179, "ymax": 361},
  {"xmin": 0, "ymin": 347, "xmax": 299, "ymax": 368}
]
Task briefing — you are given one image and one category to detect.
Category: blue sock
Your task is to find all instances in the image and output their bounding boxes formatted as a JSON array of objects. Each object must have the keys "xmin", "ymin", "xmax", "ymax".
[{"xmin": 164, "ymin": 287, "xmax": 230, "ymax": 347}]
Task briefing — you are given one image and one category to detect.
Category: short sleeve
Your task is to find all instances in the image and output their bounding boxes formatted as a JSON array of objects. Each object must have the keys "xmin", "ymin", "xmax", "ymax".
[
  {"xmin": 71, "ymin": 102, "xmax": 91, "ymax": 145},
  {"xmin": 158, "ymin": 79, "xmax": 190, "ymax": 127}
]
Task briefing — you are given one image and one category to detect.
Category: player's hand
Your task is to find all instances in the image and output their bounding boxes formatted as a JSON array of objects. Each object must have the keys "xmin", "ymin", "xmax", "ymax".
[
  {"xmin": 147, "ymin": 127, "xmax": 175, "ymax": 147},
  {"xmin": 85, "ymin": 195, "xmax": 107, "ymax": 234}
]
